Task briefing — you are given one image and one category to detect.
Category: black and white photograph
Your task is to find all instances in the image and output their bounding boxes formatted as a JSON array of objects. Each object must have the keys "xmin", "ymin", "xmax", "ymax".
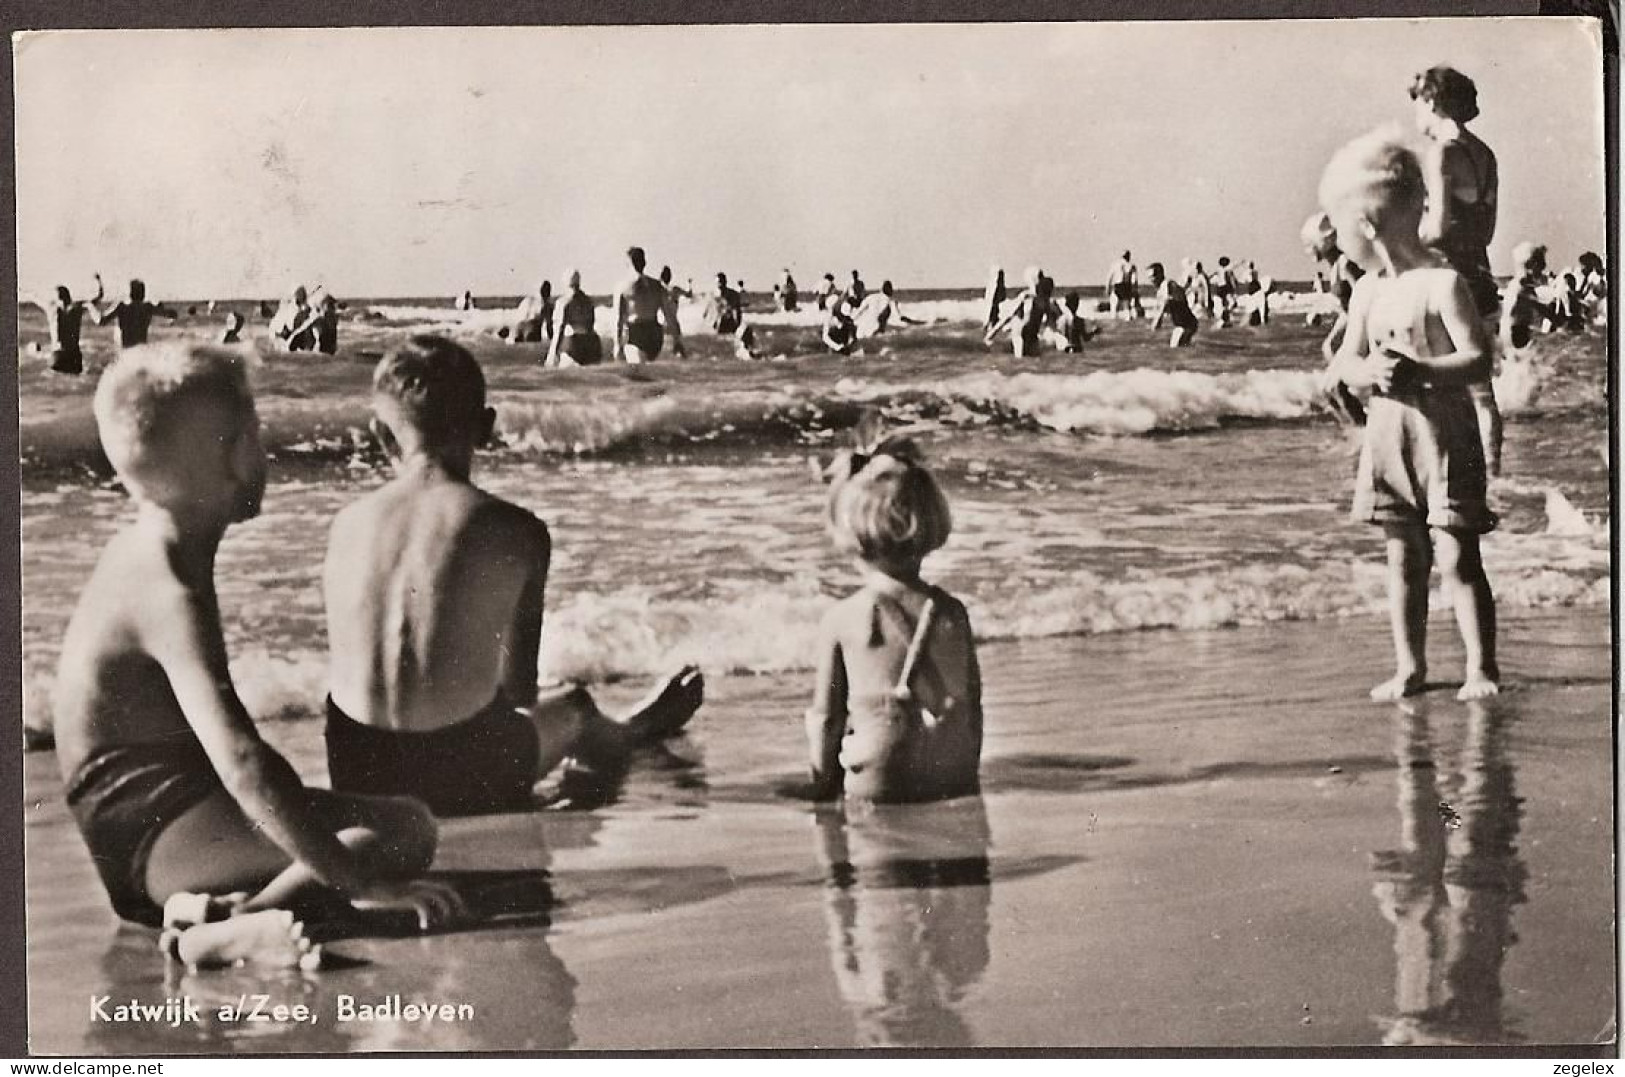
[{"xmin": 10, "ymin": 14, "xmax": 1615, "ymax": 1055}]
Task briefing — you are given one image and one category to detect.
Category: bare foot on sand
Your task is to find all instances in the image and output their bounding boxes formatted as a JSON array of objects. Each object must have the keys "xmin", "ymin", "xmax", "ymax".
[
  {"xmin": 166, "ymin": 910, "xmax": 324, "ymax": 971},
  {"xmin": 623, "ymin": 665, "xmax": 704, "ymax": 744},
  {"xmin": 1456, "ymin": 673, "xmax": 1500, "ymax": 701},
  {"xmin": 1370, "ymin": 669, "xmax": 1426, "ymax": 703},
  {"xmin": 162, "ymin": 891, "xmax": 249, "ymax": 931}
]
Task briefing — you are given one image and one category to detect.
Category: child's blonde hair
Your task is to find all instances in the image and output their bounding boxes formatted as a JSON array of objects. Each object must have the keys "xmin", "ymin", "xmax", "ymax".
[
  {"xmin": 827, "ymin": 449, "xmax": 952, "ymax": 566},
  {"xmin": 1317, "ymin": 126, "xmax": 1425, "ymax": 228},
  {"xmin": 93, "ymin": 343, "xmax": 255, "ymax": 498}
]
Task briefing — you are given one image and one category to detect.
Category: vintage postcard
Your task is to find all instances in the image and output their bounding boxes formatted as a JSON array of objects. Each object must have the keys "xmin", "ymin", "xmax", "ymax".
[{"xmin": 10, "ymin": 15, "xmax": 1613, "ymax": 1055}]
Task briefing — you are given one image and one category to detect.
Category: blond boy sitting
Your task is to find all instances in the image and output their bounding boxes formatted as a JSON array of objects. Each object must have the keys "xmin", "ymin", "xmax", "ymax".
[{"xmin": 55, "ymin": 344, "xmax": 461, "ymax": 969}]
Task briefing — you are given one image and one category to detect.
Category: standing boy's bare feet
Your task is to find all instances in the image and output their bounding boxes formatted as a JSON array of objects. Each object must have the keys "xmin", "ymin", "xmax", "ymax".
[
  {"xmin": 1456, "ymin": 673, "xmax": 1500, "ymax": 701},
  {"xmin": 1371, "ymin": 669, "xmax": 1427, "ymax": 702}
]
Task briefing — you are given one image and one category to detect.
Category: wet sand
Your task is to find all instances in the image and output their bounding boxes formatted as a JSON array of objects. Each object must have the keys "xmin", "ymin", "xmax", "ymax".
[{"xmin": 24, "ymin": 608, "xmax": 1614, "ymax": 1052}]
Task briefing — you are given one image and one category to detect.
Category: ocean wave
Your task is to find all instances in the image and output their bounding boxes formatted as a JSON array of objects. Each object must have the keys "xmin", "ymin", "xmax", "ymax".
[
  {"xmin": 22, "ymin": 526, "xmax": 1605, "ymax": 735},
  {"xmin": 360, "ymin": 291, "xmax": 1332, "ymax": 338},
  {"xmin": 480, "ymin": 367, "xmax": 1341, "ymax": 452},
  {"xmin": 835, "ymin": 367, "xmax": 1327, "ymax": 435}
]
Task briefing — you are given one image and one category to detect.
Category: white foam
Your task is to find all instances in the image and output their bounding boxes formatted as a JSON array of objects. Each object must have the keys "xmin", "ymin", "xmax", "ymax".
[{"xmin": 835, "ymin": 368, "xmax": 1325, "ymax": 436}]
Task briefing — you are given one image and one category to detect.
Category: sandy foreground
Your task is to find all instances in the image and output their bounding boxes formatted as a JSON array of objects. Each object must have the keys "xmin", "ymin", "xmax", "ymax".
[{"xmin": 23, "ymin": 607, "xmax": 1614, "ymax": 1053}]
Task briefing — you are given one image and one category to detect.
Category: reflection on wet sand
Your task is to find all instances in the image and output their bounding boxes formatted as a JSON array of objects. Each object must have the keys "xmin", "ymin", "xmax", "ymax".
[
  {"xmin": 1372, "ymin": 700, "xmax": 1526, "ymax": 1046},
  {"xmin": 82, "ymin": 813, "xmax": 584, "ymax": 1054},
  {"xmin": 813, "ymin": 797, "xmax": 992, "ymax": 1047}
]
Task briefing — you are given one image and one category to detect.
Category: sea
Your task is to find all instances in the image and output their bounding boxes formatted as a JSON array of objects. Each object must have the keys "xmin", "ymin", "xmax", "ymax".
[{"xmin": 17, "ymin": 287, "xmax": 1609, "ymax": 728}]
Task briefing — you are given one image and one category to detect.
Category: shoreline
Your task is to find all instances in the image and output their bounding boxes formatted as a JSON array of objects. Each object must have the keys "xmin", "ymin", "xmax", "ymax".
[{"xmin": 25, "ymin": 607, "xmax": 1614, "ymax": 1052}]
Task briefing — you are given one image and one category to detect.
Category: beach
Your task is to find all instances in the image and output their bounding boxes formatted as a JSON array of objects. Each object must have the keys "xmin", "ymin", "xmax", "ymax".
[
  {"xmin": 24, "ymin": 609, "xmax": 1614, "ymax": 1051},
  {"xmin": 17, "ymin": 299, "xmax": 1613, "ymax": 1052}
]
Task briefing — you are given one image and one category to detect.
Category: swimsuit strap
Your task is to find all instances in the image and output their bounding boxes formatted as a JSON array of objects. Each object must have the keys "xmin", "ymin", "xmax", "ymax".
[{"xmin": 893, "ymin": 596, "xmax": 937, "ymax": 698}]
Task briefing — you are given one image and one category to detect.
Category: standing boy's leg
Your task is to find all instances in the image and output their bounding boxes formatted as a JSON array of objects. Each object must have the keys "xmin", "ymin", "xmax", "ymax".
[
  {"xmin": 1432, "ymin": 529, "xmax": 1499, "ymax": 699},
  {"xmin": 1374, "ymin": 523, "xmax": 1432, "ymax": 701}
]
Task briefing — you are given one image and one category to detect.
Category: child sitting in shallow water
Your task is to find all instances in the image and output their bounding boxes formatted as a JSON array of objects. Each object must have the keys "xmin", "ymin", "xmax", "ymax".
[
  {"xmin": 804, "ymin": 436, "xmax": 983, "ymax": 803},
  {"xmin": 1319, "ymin": 128, "xmax": 1500, "ymax": 703}
]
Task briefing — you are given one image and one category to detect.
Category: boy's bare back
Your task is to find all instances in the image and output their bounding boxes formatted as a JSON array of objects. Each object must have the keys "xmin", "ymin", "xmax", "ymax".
[{"xmin": 324, "ymin": 470, "xmax": 550, "ymax": 733}]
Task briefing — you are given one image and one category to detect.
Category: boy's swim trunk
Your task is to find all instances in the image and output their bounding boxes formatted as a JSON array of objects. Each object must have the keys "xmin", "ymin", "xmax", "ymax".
[
  {"xmin": 65, "ymin": 739, "xmax": 224, "ymax": 926},
  {"xmin": 560, "ymin": 332, "xmax": 603, "ymax": 367},
  {"xmin": 325, "ymin": 696, "xmax": 539, "ymax": 817},
  {"xmin": 624, "ymin": 319, "xmax": 664, "ymax": 360},
  {"xmin": 1352, "ymin": 389, "xmax": 1496, "ymax": 534}
]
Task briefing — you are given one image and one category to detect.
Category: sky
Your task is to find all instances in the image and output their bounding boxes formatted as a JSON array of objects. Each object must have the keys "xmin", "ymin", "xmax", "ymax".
[{"xmin": 12, "ymin": 19, "xmax": 1608, "ymax": 299}]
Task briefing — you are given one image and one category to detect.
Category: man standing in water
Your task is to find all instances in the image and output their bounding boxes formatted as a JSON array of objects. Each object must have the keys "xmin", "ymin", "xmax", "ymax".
[
  {"xmin": 93, "ymin": 277, "xmax": 177, "ymax": 349},
  {"xmin": 1106, "ymin": 252, "xmax": 1143, "ymax": 319},
  {"xmin": 24, "ymin": 273, "xmax": 103, "ymax": 374},
  {"xmin": 614, "ymin": 247, "xmax": 676, "ymax": 364},
  {"xmin": 271, "ymin": 286, "xmax": 316, "ymax": 352}
]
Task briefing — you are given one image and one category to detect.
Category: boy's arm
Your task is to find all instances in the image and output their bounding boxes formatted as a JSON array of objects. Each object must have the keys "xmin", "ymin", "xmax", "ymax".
[
  {"xmin": 960, "ymin": 604, "xmax": 985, "ymax": 751},
  {"xmin": 661, "ymin": 286, "xmax": 685, "ymax": 346},
  {"xmin": 1497, "ymin": 285, "xmax": 1528, "ymax": 347},
  {"xmin": 1404, "ymin": 274, "xmax": 1492, "ymax": 386},
  {"xmin": 1320, "ymin": 311, "xmax": 1349, "ymax": 366},
  {"xmin": 1324, "ymin": 277, "xmax": 1390, "ymax": 390},
  {"xmin": 985, "ymin": 296, "xmax": 1023, "ymax": 339},
  {"xmin": 612, "ymin": 286, "xmax": 628, "ymax": 360},
  {"xmin": 804, "ymin": 613, "xmax": 848, "ymax": 799},
  {"xmin": 1419, "ymin": 141, "xmax": 1452, "ymax": 246},
  {"xmin": 500, "ymin": 517, "xmax": 551, "ymax": 708},
  {"xmin": 1151, "ymin": 288, "xmax": 1169, "ymax": 329},
  {"xmin": 148, "ymin": 588, "xmax": 370, "ymax": 893}
]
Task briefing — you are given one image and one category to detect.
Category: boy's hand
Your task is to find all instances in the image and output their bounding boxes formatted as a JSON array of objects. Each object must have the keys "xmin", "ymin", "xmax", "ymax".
[
  {"xmin": 352, "ymin": 879, "xmax": 468, "ymax": 931},
  {"xmin": 1367, "ymin": 349, "xmax": 1409, "ymax": 394}
]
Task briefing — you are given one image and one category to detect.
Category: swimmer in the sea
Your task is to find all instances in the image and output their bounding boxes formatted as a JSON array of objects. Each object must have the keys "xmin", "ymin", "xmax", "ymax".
[
  {"xmin": 983, "ymin": 267, "xmax": 1008, "ymax": 333},
  {"xmin": 270, "ymin": 286, "xmax": 315, "ymax": 352},
  {"xmin": 1051, "ymin": 291, "xmax": 1095, "ymax": 353},
  {"xmin": 545, "ymin": 271, "xmax": 603, "ymax": 368},
  {"xmin": 822, "ymin": 295, "xmax": 857, "ymax": 356},
  {"xmin": 855, "ymin": 281, "xmax": 924, "ymax": 339},
  {"xmin": 1106, "ymin": 251, "xmax": 1143, "ymax": 320},
  {"xmin": 509, "ymin": 281, "xmax": 554, "ymax": 346},
  {"xmin": 23, "ymin": 272, "xmax": 104, "ymax": 374},
  {"xmin": 1500, "ymin": 242, "xmax": 1551, "ymax": 352},
  {"xmin": 1210, "ymin": 258, "xmax": 1238, "ymax": 326},
  {"xmin": 1147, "ymin": 263, "xmax": 1199, "ymax": 347},
  {"xmin": 219, "ymin": 311, "xmax": 246, "ymax": 346},
  {"xmin": 658, "ymin": 266, "xmax": 688, "ymax": 358},
  {"xmin": 613, "ymin": 246, "xmax": 676, "ymax": 365},
  {"xmin": 815, "ymin": 273, "xmax": 838, "ymax": 312},
  {"xmin": 1184, "ymin": 260, "xmax": 1212, "ymax": 321},
  {"xmin": 985, "ymin": 266, "xmax": 1053, "ymax": 357},
  {"xmin": 92, "ymin": 277, "xmax": 178, "ymax": 349}
]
